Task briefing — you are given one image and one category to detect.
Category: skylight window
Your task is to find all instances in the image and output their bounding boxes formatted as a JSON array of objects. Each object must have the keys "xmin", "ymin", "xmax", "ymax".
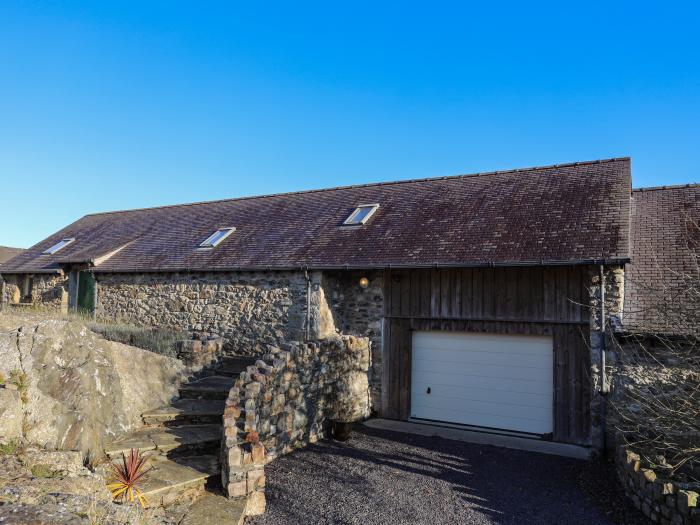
[
  {"xmin": 199, "ymin": 227, "xmax": 235, "ymax": 248},
  {"xmin": 43, "ymin": 238, "xmax": 75, "ymax": 255},
  {"xmin": 343, "ymin": 204, "xmax": 379, "ymax": 226}
]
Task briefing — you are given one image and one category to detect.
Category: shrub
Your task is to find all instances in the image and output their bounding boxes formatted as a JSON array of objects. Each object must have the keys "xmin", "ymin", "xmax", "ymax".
[{"xmin": 107, "ymin": 449, "xmax": 152, "ymax": 507}]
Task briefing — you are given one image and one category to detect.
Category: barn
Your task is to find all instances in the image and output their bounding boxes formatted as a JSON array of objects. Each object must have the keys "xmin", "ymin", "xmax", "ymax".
[{"xmin": 0, "ymin": 158, "xmax": 636, "ymax": 449}]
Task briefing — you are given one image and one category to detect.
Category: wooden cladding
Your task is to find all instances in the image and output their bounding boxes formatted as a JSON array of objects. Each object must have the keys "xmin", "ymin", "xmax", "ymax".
[
  {"xmin": 384, "ymin": 267, "xmax": 591, "ymax": 323},
  {"xmin": 381, "ymin": 266, "xmax": 594, "ymax": 446}
]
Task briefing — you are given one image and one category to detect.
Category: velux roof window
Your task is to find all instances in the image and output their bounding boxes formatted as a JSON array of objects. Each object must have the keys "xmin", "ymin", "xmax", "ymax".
[
  {"xmin": 343, "ymin": 204, "xmax": 379, "ymax": 226},
  {"xmin": 199, "ymin": 227, "xmax": 235, "ymax": 248},
  {"xmin": 42, "ymin": 238, "xmax": 75, "ymax": 255}
]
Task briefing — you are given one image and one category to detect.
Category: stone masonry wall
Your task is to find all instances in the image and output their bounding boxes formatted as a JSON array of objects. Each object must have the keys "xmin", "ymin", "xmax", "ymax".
[
  {"xmin": 1, "ymin": 274, "xmax": 68, "ymax": 312},
  {"xmin": 95, "ymin": 271, "xmax": 312, "ymax": 356},
  {"xmin": 321, "ymin": 271, "xmax": 383, "ymax": 410},
  {"xmin": 617, "ymin": 446, "xmax": 699, "ymax": 524},
  {"xmin": 221, "ymin": 335, "xmax": 371, "ymax": 516},
  {"xmin": 588, "ymin": 265, "xmax": 625, "ymax": 452}
]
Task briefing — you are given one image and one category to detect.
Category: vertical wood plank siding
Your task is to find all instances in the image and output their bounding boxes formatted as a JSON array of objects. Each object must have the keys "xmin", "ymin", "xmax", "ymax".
[{"xmin": 381, "ymin": 266, "xmax": 592, "ymax": 446}]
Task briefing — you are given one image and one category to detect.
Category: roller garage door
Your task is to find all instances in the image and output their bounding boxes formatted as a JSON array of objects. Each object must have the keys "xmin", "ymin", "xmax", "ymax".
[{"xmin": 410, "ymin": 331, "xmax": 554, "ymax": 435}]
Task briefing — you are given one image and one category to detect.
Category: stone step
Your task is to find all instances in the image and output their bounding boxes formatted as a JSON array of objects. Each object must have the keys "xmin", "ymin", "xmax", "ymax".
[
  {"xmin": 105, "ymin": 424, "xmax": 222, "ymax": 459},
  {"xmin": 180, "ymin": 375, "xmax": 235, "ymax": 400},
  {"xmin": 136, "ymin": 455, "xmax": 220, "ymax": 508},
  {"xmin": 215, "ymin": 356, "xmax": 257, "ymax": 377},
  {"xmin": 180, "ymin": 492, "xmax": 246, "ymax": 525},
  {"xmin": 143, "ymin": 399, "xmax": 225, "ymax": 427}
]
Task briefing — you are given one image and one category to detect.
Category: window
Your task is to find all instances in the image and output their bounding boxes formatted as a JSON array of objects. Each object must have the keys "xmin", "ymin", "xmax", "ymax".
[
  {"xmin": 199, "ymin": 227, "xmax": 235, "ymax": 248},
  {"xmin": 43, "ymin": 238, "xmax": 75, "ymax": 255},
  {"xmin": 343, "ymin": 204, "xmax": 379, "ymax": 226}
]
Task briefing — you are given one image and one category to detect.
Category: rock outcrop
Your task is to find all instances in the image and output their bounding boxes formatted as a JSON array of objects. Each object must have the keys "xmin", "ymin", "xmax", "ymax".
[{"xmin": 0, "ymin": 314, "xmax": 185, "ymax": 457}]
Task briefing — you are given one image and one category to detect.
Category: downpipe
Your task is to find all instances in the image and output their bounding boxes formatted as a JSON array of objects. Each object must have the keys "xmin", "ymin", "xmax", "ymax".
[
  {"xmin": 599, "ymin": 265, "xmax": 608, "ymax": 456},
  {"xmin": 304, "ymin": 269, "xmax": 311, "ymax": 341}
]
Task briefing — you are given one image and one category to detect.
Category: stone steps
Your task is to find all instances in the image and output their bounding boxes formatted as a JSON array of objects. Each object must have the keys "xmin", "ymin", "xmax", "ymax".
[
  {"xmin": 143, "ymin": 399, "xmax": 226, "ymax": 427},
  {"xmin": 135, "ymin": 455, "xmax": 220, "ymax": 508},
  {"xmin": 105, "ymin": 424, "xmax": 222, "ymax": 459},
  {"xmin": 215, "ymin": 356, "xmax": 257, "ymax": 377},
  {"xmin": 103, "ymin": 364, "xmax": 253, "ymax": 517},
  {"xmin": 179, "ymin": 375, "xmax": 236, "ymax": 400}
]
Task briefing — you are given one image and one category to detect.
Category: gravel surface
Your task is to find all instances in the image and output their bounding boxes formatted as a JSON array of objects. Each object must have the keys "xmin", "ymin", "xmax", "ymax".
[{"xmin": 247, "ymin": 424, "xmax": 647, "ymax": 525}]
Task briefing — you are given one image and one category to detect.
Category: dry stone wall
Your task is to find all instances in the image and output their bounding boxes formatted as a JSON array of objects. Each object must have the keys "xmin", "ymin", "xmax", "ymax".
[
  {"xmin": 617, "ymin": 447, "xmax": 699, "ymax": 524},
  {"xmin": 1, "ymin": 274, "xmax": 67, "ymax": 312},
  {"xmin": 95, "ymin": 271, "xmax": 310, "ymax": 356},
  {"xmin": 221, "ymin": 335, "xmax": 371, "ymax": 515}
]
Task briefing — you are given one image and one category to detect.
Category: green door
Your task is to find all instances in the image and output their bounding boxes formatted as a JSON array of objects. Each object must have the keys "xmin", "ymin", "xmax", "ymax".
[{"xmin": 77, "ymin": 271, "xmax": 95, "ymax": 314}]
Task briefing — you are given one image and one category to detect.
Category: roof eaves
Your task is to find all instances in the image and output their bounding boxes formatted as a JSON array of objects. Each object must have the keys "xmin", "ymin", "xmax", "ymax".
[{"xmin": 91, "ymin": 257, "xmax": 631, "ymax": 274}]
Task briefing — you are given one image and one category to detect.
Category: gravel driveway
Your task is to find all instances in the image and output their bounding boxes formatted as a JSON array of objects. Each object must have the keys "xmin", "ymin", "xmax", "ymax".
[{"xmin": 247, "ymin": 424, "xmax": 646, "ymax": 525}]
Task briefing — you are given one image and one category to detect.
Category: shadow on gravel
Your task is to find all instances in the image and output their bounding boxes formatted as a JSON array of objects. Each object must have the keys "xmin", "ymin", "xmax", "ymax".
[{"xmin": 249, "ymin": 424, "xmax": 648, "ymax": 525}]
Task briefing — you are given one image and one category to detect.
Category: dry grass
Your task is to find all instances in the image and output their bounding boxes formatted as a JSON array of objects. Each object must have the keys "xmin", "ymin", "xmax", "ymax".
[{"xmin": 88, "ymin": 322, "xmax": 187, "ymax": 359}]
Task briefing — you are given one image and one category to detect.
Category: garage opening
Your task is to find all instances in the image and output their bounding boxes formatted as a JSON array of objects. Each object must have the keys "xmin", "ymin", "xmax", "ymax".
[{"xmin": 410, "ymin": 331, "xmax": 553, "ymax": 436}]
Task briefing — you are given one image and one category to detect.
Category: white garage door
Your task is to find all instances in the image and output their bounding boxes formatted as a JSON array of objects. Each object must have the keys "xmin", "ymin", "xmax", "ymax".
[{"xmin": 411, "ymin": 331, "xmax": 553, "ymax": 435}]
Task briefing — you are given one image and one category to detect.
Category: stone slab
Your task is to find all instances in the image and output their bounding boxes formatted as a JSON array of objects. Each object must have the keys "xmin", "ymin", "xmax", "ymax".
[
  {"xmin": 138, "ymin": 455, "xmax": 220, "ymax": 507},
  {"xmin": 143, "ymin": 399, "xmax": 225, "ymax": 421},
  {"xmin": 216, "ymin": 357, "xmax": 257, "ymax": 377},
  {"xmin": 180, "ymin": 493, "xmax": 246, "ymax": 525},
  {"xmin": 151, "ymin": 424, "xmax": 222, "ymax": 452},
  {"xmin": 180, "ymin": 376, "xmax": 235, "ymax": 400},
  {"xmin": 105, "ymin": 424, "xmax": 221, "ymax": 457},
  {"xmin": 364, "ymin": 418, "xmax": 592, "ymax": 460}
]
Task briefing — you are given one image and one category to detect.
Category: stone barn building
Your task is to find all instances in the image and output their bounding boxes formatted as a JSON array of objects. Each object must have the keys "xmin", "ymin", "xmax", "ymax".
[{"xmin": 1, "ymin": 157, "xmax": 695, "ymax": 452}]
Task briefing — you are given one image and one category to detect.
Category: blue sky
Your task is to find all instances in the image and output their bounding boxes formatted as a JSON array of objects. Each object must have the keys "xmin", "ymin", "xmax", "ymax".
[{"xmin": 1, "ymin": 1, "xmax": 698, "ymax": 248}]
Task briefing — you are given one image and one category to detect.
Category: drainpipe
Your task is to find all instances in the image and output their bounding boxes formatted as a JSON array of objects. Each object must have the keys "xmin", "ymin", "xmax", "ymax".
[
  {"xmin": 304, "ymin": 269, "xmax": 311, "ymax": 341},
  {"xmin": 91, "ymin": 271, "xmax": 98, "ymax": 321},
  {"xmin": 0, "ymin": 277, "xmax": 5, "ymax": 312},
  {"xmin": 599, "ymin": 265, "xmax": 608, "ymax": 454}
]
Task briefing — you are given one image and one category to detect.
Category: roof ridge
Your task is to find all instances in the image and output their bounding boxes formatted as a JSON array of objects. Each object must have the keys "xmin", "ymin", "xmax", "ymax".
[
  {"xmin": 85, "ymin": 157, "xmax": 631, "ymax": 217},
  {"xmin": 633, "ymin": 182, "xmax": 700, "ymax": 193}
]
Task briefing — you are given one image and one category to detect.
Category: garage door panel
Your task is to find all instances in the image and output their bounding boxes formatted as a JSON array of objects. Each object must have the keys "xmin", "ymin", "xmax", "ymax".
[
  {"xmin": 411, "ymin": 379, "xmax": 551, "ymax": 407},
  {"xmin": 412, "ymin": 358, "xmax": 552, "ymax": 383},
  {"xmin": 413, "ymin": 332, "xmax": 551, "ymax": 353},
  {"xmin": 411, "ymin": 331, "xmax": 553, "ymax": 435},
  {"xmin": 413, "ymin": 347, "xmax": 551, "ymax": 368},
  {"xmin": 409, "ymin": 403, "xmax": 551, "ymax": 435}
]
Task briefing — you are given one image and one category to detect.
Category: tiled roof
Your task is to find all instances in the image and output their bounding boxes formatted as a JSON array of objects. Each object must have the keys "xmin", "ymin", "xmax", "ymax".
[
  {"xmin": 0, "ymin": 247, "xmax": 24, "ymax": 265},
  {"xmin": 0, "ymin": 158, "xmax": 632, "ymax": 274},
  {"xmin": 624, "ymin": 184, "xmax": 700, "ymax": 333}
]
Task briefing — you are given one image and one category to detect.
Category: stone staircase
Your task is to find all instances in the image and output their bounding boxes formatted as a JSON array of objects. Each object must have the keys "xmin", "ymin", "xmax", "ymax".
[{"xmin": 103, "ymin": 356, "xmax": 257, "ymax": 520}]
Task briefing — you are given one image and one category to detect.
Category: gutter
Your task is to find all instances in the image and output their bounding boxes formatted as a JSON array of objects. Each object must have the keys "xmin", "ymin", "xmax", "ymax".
[{"xmin": 84, "ymin": 257, "xmax": 631, "ymax": 275}]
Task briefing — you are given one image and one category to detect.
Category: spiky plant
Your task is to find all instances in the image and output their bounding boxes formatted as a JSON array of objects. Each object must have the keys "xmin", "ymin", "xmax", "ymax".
[{"xmin": 107, "ymin": 449, "xmax": 151, "ymax": 507}]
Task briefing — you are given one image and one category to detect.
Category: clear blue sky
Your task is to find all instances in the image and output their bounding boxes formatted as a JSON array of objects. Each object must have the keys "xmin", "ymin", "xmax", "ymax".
[{"xmin": 1, "ymin": 1, "xmax": 698, "ymax": 248}]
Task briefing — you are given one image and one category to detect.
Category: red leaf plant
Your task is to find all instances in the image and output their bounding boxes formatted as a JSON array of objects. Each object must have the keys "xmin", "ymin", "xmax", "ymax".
[{"xmin": 107, "ymin": 448, "xmax": 152, "ymax": 507}]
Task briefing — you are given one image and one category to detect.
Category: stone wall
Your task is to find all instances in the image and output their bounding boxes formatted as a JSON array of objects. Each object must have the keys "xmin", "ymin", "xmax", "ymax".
[
  {"xmin": 95, "ymin": 271, "xmax": 313, "ymax": 356},
  {"xmin": 321, "ymin": 271, "xmax": 383, "ymax": 409},
  {"xmin": 221, "ymin": 335, "xmax": 371, "ymax": 515},
  {"xmin": 93, "ymin": 270, "xmax": 387, "ymax": 403},
  {"xmin": 588, "ymin": 265, "xmax": 625, "ymax": 451},
  {"xmin": 1, "ymin": 273, "xmax": 68, "ymax": 312},
  {"xmin": 617, "ymin": 447, "xmax": 699, "ymax": 524}
]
